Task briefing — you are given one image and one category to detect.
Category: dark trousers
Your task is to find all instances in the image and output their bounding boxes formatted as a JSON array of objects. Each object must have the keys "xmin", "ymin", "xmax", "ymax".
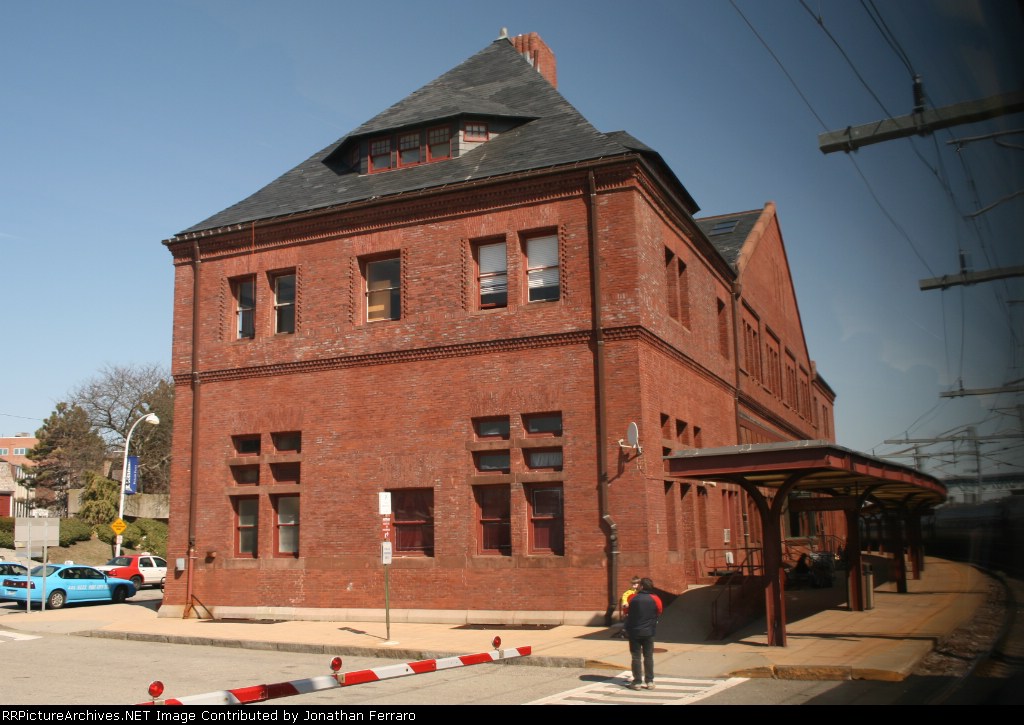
[{"xmin": 628, "ymin": 635, "xmax": 655, "ymax": 684}]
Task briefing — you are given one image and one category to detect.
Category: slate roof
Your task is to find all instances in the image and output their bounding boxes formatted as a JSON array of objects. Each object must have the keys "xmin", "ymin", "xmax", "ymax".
[
  {"xmin": 179, "ymin": 37, "xmax": 697, "ymax": 235},
  {"xmin": 695, "ymin": 209, "xmax": 763, "ymax": 270}
]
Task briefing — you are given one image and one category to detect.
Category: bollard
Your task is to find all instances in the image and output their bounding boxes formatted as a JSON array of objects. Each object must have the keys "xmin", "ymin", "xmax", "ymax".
[{"xmin": 862, "ymin": 563, "xmax": 874, "ymax": 610}]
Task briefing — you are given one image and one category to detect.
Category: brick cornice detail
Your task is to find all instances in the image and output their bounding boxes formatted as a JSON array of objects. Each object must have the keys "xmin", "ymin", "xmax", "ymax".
[
  {"xmin": 173, "ymin": 324, "xmax": 734, "ymax": 397},
  {"xmin": 174, "ymin": 330, "xmax": 593, "ymax": 385},
  {"xmin": 166, "ymin": 161, "xmax": 640, "ymax": 264}
]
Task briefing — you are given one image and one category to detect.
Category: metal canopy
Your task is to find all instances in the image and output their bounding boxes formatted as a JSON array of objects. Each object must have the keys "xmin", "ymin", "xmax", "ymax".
[{"xmin": 666, "ymin": 440, "xmax": 946, "ymax": 509}]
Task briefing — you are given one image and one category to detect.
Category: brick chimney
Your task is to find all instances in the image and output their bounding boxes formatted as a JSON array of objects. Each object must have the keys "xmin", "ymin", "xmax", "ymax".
[{"xmin": 511, "ymin": 32, "xmax": 557, "ymax": 88}]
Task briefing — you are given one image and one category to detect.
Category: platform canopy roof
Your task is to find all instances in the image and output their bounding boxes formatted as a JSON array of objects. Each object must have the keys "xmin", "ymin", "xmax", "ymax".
[{"xmin": 665, "ymin": 440, "xmax": 946, "ymax": 510}]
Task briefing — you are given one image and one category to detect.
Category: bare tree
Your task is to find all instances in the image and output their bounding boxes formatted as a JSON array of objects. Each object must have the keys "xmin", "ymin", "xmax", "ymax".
[{"xmin": 69, "ymin": 363, "xmax": 173, "ymax": 495}]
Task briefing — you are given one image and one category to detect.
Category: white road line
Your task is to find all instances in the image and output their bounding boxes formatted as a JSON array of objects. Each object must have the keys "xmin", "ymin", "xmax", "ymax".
[
  {"xmin": 527, "ymin": 671, "xmax": 748, "ymax": 705},
  {"xmin": 0, "ymin": 630, "xmax": 41, "ymax": 642}
]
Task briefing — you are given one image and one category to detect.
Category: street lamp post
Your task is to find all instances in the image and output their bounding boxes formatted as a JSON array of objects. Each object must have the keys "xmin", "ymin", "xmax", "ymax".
[{"xmin": 116, "ymin": 412, "xmax": 160, "ymax": 557}]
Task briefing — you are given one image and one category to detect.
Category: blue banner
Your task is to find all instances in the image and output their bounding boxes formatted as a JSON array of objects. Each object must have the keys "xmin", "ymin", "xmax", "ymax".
[{"xmin": 125, "ymin": 455, "xmax": 139, "ymax": 495}]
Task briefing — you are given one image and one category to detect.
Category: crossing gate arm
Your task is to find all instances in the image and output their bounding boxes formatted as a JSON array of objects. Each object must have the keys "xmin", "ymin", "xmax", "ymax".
[{"xmin": 139, "ymin": 643, "xmax": 532, "ymax": 706}]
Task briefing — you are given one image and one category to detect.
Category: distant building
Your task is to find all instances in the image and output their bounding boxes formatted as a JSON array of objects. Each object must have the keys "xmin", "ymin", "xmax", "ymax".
[
  {"xmin": 162, "ymin": 32, "xmax": 837, "ymax": 622},
  {"xmin": 0, "ymin": 433, "xmax": 37, "ymax": 517}
]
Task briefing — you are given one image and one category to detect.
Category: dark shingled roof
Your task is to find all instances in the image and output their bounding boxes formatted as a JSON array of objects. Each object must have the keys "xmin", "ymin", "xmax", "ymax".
[
  {"xmin": 181, "ymin": 38, "xmax": 697, "ymax": 235},
  {"xmin": 696, "ymin": 210, "xmax": 762, "ymax": 270}
]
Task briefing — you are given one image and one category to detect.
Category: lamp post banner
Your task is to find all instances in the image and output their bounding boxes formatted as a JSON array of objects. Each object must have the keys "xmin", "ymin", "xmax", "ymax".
[{"xmin": 125, "ymin": 455, "xmax": 139, "ymax": 495}]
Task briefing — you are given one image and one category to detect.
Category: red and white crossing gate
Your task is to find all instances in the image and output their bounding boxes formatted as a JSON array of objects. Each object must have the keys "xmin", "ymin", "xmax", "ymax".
[{"xmin": 139, "ymin": 638, "xmax": 531, "ymax": 705}]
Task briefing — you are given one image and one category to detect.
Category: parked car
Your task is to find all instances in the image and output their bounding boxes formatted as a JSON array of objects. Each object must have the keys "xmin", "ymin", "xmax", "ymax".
[
  {"xmin": 0, "ymin": 563, "xmax": 136, "ymax": 609},
  {"xmin": 95, "ymin": 553, "xmax": 167, "ymax": 589},
  {"xmin": 0, "ymin": 562, "xmax": 28, "ymax": 600}
]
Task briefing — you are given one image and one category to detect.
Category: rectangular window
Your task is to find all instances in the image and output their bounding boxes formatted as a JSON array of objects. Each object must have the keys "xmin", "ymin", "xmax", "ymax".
[
  {"xmin": 391, "ymin": 489, "xmax": 434, "ymax": 555},
  {"xmin": 527, "ymin": 485, "xmax": 564, "ymax": 555},
  {"xmin": 273, "ymin": 272, "xmax": 296, "ymax": 334},
  {"xmin": 525, "ymin": 235, "xmax": 559, "ymax": 302},
  {"xmin": 365, "ymin": 257, "xmax": 401, "ymax": 322},
  {"xmin": 233, "ymin": 276, "xmax": 255, "ymax": 339},
  {"xmin": 427, "ymin": 126, "xmax": 450, "ymax": 160},
  {"xmin": 272, "ymin": 431, "xmax": 301, "ymax": 453},
  {"xmin": 525, "ymin": 448, "xmax": 563, "ymax": 470},
  {"xmin": 678, "ymin": 260, "xmax": 690, "ymax": 327},
  {"xmin": 665, "ymin": 248, "xmax": 679, "ymax": 321},
  {"xmin": 475, "ymin": 486, "xmax": 511, "ymax": 555},
  {"xmin": 231, "ymin": 465, "xmax": 259, "ymax": 485},
  {"xmin": 235, "ymin": 497, "xmax": 258, "ymax": 557},
  {"xmin": 465, "ymin": 122, "xmax": 488, "ymax": 142},
  {"xmin": 233, "ymin": 435, "xmax": 261, "ymax": 455},
  {"xmin": 717, "ymin": 298, "xmax": 729, "ymax": 357},
  {"xmin": 474, "ymin": 450, "xmax": 511, "ymax": 473},
  {"xmin": 398, "ymin": 131, "xmax": 421, "ymax": 166},
  {"xmin": 473, "ymin": 416, "xmax": 510, "ymax": 439},
  {"xmin": 270, "ymin": 462, "xmax": 300, "ymax": 485},
  {"xmin": 0, "ymin": 448, "xmax": 8, "ymax": 455},
  {"xmin": 274, "ymin": 495, "xmax": 300, "ymax": 556},
  {"xmin": 476, "ymin": 241, "xmax": 507, "ymax": 308},
  {"xmin": 369, "ymin": 137, "xmax": 392, "ymax": 172},
  {"xmin": 523, "ymin": 412, "xmax": 563, "ymax": 436}
]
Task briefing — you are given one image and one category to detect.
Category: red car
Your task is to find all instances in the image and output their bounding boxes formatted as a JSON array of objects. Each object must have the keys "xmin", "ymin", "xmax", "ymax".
[{"xmin": 95, "ymin": 553, "xmax": 167, "ymax": 589}]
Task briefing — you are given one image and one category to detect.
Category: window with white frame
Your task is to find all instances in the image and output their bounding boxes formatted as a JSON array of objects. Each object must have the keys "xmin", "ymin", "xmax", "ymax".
[
  {"xmin": 274, "ymin": 495, "xmax": 300, "ymax": 556},
  {"xmin": 525, "ymin": 234, "xmax": 559, "ymax": 302},
  {"xmin": 233, "ymin": 276, "xmax": 256, "ymax": 339},
  {"xmin": 235, "ymin": 497, "xmax": 258, "ymax": 557},
  {"xmin": 476, "ymin": 241, "xmax": 507, "ymax": 308},
  {"xmin": 273, "ymin": 272, "xmax": 296, "ymax": 334},
  {"xmin": 365, "ymin": 257, "xmax": 401, "ymax": 322}
]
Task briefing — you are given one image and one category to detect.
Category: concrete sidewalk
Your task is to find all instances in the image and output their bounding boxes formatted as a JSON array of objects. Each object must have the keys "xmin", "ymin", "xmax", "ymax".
[{"xmin": 1, "ymin": 557, "xmax": 989, "ymax": 682}]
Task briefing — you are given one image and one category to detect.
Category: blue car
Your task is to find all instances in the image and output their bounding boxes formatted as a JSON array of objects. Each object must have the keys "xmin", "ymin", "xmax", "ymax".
[{"xmin": 1, "ymin": 563, "xmax": 136, "ymax": 609}]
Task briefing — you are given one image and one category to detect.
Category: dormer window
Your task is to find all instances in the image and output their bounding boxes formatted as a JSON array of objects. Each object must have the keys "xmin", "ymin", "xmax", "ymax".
[
  {"xmin": 366, "ymin": 124, "xmax": 455, "ymax": 174},
  {"xmin": 370, "ymin": 138, "xmax": 392, "ymax": 172},
  {"xmin": 465, "ymin": 122, "xmax": 488, "ymax": 142},
  {"xmin": 399, "ymin": 132, "xmax": 421, "ymax": 166},
  {"xmin": 427, "ymin": 126, "xmax": 451, "ymax": 161}
]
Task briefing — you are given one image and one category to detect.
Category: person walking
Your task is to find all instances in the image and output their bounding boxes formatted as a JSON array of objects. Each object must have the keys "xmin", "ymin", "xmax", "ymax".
[{"xmin": 623, "ymin": 577, "xmax": 663, "ymax": 690}]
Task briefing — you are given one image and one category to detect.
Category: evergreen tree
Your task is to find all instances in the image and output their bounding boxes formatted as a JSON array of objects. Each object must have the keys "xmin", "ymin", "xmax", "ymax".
[
  {"xmin": 26, "ymin": 403, "xmax": 106, "ymax": 516},
  {"xmin": 77, "ymin": 471, "xmax": 120, "ymax": 526}
]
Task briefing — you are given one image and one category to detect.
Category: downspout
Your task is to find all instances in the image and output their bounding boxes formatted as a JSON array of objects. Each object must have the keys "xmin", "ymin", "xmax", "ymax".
[
  {"xmin": 587, "ymin": 170, "xmax": 617, "ymax": 625},
  {"xmin": 184, "ymin": 240, "xmax": 202, "ymax": 618},
  {"xmin": 730, "ymin": 282, "xmax": 749, "ymax": 547}
]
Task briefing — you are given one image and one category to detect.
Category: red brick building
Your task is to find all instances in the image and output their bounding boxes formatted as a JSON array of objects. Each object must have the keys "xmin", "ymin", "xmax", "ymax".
[{"xmin": 161, "ymin": 32, "xmax": 836, "ymax": 623}]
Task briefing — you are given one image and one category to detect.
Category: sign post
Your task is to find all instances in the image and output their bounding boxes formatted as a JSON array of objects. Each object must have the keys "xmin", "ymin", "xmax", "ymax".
[
  {"xmin": 14, "ymin": 517, "xmax": 60, "ymax": 613},
  {"xmin": 379, "ymin": 492, "xmax": 392, "ymax": 642}
]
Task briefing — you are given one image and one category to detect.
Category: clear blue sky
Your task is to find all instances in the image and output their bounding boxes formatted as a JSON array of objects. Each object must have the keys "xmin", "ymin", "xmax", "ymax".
[{"xmin": 2, "ymin": 1, "xmax": 1021, "ymax": 479}]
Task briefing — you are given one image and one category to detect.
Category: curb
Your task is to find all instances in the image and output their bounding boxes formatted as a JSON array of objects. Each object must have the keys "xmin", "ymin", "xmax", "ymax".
[{"xmin": 78, "ymin": 629, "xmax": 592, "ymax": 669}]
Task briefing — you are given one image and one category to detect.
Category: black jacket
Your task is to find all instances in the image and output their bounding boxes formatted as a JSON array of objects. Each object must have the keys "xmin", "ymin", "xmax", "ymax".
[{"xmin": 624, "ymin": 590, "xmax": 662, "ymax": 638}]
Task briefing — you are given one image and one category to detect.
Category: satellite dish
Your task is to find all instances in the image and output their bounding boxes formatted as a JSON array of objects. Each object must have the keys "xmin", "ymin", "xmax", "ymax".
[{"xmin": 619, "ymin": 422, "xmax": 642, "ymax": 454}]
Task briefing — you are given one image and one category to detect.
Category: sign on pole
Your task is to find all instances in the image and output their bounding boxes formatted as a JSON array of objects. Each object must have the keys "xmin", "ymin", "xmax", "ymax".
[{"xmin": 125, "ymin": 455, "xmax": 139, "ymax": 495}]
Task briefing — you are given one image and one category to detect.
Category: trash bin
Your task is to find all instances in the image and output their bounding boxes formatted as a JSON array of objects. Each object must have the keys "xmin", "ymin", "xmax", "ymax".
[{"xmin": 862, "ymin": 563, "xmax": 874, "ymax": 610}]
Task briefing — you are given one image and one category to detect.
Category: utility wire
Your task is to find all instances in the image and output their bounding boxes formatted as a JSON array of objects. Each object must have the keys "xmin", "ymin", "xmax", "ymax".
[{"xmin": 860, "ymin": 0, "xmax": 916, "ymax": 76}]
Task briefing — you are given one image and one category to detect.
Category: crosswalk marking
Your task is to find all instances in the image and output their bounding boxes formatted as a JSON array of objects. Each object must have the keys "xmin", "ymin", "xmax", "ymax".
[
  {"xmin": 527, "ymin": 671, "xmax": 747, "ymax": 705},
  {"xmin": 0, "ymin": 629, "xmax": 41, "ymax": 642}
]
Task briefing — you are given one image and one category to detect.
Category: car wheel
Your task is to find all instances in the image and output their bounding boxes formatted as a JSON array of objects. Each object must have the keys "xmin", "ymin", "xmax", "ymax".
[
  {"xmin": 112, "ymin": 586, "xmax": 128, "ymax": 604},
  {"xmin": 130, "ymin": 575, "xmax": 143, "ymax": 589},
  {"xmin": 47, "ymin": 590, "xmax": 66, "ymax": 610}
]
